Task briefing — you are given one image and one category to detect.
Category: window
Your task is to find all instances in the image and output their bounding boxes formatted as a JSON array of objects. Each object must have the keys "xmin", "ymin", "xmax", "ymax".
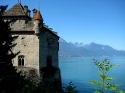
[{"xmin": 18, "ymin": 55, "xmax": 24, "ymax": 66}]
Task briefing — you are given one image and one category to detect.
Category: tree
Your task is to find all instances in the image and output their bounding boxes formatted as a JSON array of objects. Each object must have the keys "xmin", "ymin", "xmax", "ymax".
[
  {"xmin": 64, "ymin": 82, "xmax": 79, "ymax": 93},
  {"xmin": 0, "ymin": 6, "xmax": 32, "ymax": 93},
  {"xmin": 90, "ymin": 58, "xmax": 124, "ymax": 93}
]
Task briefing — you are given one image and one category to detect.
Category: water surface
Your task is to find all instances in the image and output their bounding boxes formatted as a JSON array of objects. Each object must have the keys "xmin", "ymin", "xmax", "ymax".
[{"xmin": 59, "ymin": 56, "xmax": 125, "ymax": 93}]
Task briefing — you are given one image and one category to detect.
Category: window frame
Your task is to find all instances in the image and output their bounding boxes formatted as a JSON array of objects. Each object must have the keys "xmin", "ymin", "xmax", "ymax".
[{"xmin": 18, "ymin": 55, "xmax": 25, "ymax": 66}]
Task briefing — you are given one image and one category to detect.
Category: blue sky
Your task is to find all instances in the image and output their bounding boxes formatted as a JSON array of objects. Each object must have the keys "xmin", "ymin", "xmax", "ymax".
[{"xmin": 1, "ymin": 0, "xmax": 125, "ymax": 50}]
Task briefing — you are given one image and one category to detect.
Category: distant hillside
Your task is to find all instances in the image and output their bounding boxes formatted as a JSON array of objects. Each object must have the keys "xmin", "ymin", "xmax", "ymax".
[{"xmin": 59, "ymin": 38, "xmax": 125, "ymax": 57}]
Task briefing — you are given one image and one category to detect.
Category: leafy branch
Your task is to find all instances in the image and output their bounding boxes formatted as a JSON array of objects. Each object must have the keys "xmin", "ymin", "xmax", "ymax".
[{"xmin": 90, "ymin": 58, "xmax": 124, "ymax": 93}]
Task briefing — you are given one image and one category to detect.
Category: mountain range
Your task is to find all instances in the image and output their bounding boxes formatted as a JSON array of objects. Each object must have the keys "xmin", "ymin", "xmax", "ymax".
[{"xmin": 59, "ymin": 38, "xmax": 125, "ymax": 57}]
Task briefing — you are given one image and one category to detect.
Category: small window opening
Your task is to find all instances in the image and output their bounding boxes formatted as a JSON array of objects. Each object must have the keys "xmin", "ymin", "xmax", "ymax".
[{"xmin": 18, "ymin": 55, "xmax": 24, "ymax": 66}]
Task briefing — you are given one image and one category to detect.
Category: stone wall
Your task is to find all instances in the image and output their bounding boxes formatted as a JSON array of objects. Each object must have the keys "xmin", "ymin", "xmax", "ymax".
[
  {"xmin": 12, "ymin": 34, "xmax": 40, "ymax": 74},
  {"xmin": 10, "ymin": 19, "xmax": 33, "ymax": 31},
  {"xmin": 39, "ymin": 30, "xmax": 59, "ymax": 68}
]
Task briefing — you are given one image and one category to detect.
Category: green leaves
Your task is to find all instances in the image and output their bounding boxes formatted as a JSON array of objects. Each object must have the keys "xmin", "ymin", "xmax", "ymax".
[
  {"xmin": 93, "ymin": 58, "xmax": 113, "ymax": 73},
  {"xmin": 115, "ymin": 90, "xmax": 124, "ymax": 93},
  {"xmin": 64, "ymin": 82, "xmax": 79, "ymax": 93},
  {"xmin": 99, "ymin": 73, "xmax": 113, "ymax": 80},
  {"xmin": 90, "ymin": 58, "xmax": 124, "ymax": 93},
  {"xmin": 105, "ymin": 83, "xmax": 119, "ymax": 90},
  {"xmin": 90, "ymin": 80, "xmax": 103, "ymax": 86},
  {"xmin": 94, "ymin": 90, "xmax": 102, "ymax": 93}
]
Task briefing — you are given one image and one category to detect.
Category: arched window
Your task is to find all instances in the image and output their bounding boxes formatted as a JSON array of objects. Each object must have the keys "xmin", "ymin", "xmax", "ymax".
[{"xmin": 18, "ymin": 55, "xmax": 24, "ymax": 66}]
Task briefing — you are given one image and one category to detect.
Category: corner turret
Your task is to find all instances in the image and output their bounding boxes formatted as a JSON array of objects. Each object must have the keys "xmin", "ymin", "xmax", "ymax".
[
  {"xmin": 24, "ymin": 5, "xmax": 31, "ymax": 17},
  {"xmin": 33, "ymin": 10, "xmax": 43, "ymax": 34}
]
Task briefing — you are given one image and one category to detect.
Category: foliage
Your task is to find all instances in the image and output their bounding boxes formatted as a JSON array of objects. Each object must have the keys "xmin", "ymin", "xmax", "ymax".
[
  {"xmin": 90, "ymin": 58, "xmax": 124, "ymax": 93},
  {"xmin": 64, "ymin": 82, "xmax": 79, "ymax": 93}
]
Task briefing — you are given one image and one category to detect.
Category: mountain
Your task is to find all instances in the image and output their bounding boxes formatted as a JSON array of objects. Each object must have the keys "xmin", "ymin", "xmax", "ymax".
[{"xmin": 59, "ymin": 38, "xmax": 125, "ymax": 57}]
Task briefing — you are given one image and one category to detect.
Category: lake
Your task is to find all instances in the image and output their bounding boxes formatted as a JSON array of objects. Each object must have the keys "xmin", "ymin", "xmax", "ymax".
[{"xmin": 59, "ymin": 56, "xmax": 125, "ymax": 93}]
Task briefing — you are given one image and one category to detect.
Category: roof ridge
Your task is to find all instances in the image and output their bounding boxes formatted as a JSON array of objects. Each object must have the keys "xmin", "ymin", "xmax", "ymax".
[
  {"xmin": 3, "ymin": 3, "xmax": 27, "ymax": 16},
  {"xmin": 17, "ymin": 3, "xmax": 26, "ymax": 15}
]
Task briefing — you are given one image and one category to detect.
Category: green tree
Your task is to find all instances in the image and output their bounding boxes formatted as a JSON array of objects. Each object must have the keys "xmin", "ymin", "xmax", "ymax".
[
  {"xmin": 64, "ymin": 82, "xmax": 79, "ymax": 93},
  {"xmin": 90, "ymin": 58, "xmax": 124, "ymax": 93}
]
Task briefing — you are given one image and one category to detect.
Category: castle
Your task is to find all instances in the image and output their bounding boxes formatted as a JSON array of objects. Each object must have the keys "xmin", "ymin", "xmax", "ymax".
[{"xmin": 2, "ymin": 2, "xmax": 62, "ymax": 90}]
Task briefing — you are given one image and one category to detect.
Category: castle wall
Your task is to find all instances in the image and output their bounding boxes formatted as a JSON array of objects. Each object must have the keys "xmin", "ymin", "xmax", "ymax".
[
  {"xmin": 46, "ymin": 31, "xmax": 59, "ymax": 67},
  {"xmin": 12, "ymin": 34, "xmax": 40, "ymax": 72},
  {"xmin": 39, "ymin": 30, "xmax": 59, "ymax": 68},
  {"xmin": 10, "ymin": 19, "xmax": 33, "ymax": 31}
]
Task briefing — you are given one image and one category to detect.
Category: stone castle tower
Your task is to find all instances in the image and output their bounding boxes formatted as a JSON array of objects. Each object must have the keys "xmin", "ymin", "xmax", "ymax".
[{"xmin": 2, "ymin": 3, "xmax": 62, "ymax": 89}]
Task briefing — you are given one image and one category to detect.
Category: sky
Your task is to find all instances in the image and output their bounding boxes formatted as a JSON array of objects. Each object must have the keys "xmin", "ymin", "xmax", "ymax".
[{"xmin": 0, "ymin": 0, "xmax": 125, "ymax": 50}]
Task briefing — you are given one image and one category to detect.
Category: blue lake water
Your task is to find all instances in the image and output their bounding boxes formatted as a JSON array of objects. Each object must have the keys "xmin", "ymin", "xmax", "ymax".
[{"xmin": 59, "ymin": 56, "xmax": 125, "ymax": 93}]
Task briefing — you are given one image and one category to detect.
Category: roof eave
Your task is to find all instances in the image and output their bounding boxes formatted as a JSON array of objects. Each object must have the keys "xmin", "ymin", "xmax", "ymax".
[{"xmin": 44, "ymin": 27, "xmax": 59, "ymax": 38}]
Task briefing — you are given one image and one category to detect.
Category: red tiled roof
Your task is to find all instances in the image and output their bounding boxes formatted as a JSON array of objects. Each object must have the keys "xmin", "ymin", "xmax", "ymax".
[{"xmin": 34, "ymin": 11, "xmax": 41, "ymax": 20}]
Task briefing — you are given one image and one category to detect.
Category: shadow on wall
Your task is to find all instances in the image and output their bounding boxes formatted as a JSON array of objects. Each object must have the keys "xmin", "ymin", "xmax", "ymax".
[{"xmin": 40, "ymin": 56, "xmax": 64, "ymax": 93}]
